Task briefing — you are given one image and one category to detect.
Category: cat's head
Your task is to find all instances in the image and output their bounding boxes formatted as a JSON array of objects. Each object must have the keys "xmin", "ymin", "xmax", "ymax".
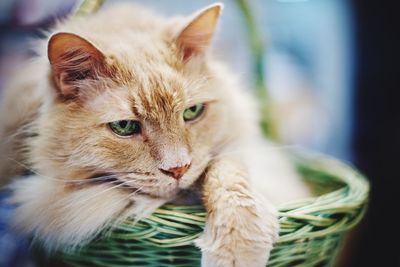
[{"xmin": 32, "ymin": 3, "xmax": 244, "ymax": 200}]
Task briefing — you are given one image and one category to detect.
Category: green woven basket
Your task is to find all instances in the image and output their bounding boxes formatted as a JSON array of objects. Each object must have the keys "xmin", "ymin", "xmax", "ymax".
[{"xmin": 48, "ymin": 152, "xmax": 368, "ymax": 267}]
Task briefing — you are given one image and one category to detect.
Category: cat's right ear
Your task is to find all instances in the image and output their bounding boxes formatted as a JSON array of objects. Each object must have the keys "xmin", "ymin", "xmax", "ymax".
[{"xmin": 48, "ymin": 32, "xmax": 108, "ymax": 100}]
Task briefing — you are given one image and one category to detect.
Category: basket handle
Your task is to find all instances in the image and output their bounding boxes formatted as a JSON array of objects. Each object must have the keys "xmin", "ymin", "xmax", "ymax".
[{"xmin": 73, "ymin": 0, "xmax": 104, "ymax": 17}]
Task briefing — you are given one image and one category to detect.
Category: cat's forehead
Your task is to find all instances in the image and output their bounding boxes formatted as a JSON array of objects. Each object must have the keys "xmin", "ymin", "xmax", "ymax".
[
  {"xmin": 129, "ymin": 63, "xmax": 187, "ymax": 120},
  {"xmin": 100, "ymin": 59, "xmax": 191, "ymax": 122},
  {"xmin": 91, "ymin": 41, "xmax": 215, "ymax": 122}
]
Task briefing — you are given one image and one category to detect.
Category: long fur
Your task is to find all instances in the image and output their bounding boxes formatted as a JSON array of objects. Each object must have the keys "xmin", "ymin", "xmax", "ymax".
[{"xmin": 0, "ymin": 3, "xmax": 310, "ymax": 265}]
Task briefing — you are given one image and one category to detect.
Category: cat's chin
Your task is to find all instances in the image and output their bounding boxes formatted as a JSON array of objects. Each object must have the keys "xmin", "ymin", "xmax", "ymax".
[
  {"xmin": 143, "ymin": 176, "xmax": 202, "ymax": 200},
  {"xmin": 151, "ymin": 186, "xmax": 201, "ymax": 205},
  {"xmin": 156, "ymin": 188, "xmax": 181, "ymax": 199},
  {"xmin": 136, "ymin": 182, "xmax": 181, "ymax": 200}
]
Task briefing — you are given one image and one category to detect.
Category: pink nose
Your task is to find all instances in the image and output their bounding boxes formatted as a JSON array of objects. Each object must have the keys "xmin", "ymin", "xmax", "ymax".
[{"xmin": 159, "ymin": 164, "xmax": 191, "ymax": 180}]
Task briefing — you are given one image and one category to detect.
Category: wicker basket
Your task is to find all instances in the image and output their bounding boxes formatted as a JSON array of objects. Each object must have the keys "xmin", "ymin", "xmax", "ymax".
[{"xmin": 51, "ymin": 152, "xmax": 369, "ymax": 267}]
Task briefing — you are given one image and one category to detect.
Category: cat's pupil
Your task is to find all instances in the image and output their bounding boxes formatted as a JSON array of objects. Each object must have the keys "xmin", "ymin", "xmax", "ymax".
[
  {"xmin": 119, "ymin": 120, "xmax": 128, "ymax": 128},
  {"xmin": 183, "ymin": 103, "xmax": 205, "ymax": 122}
]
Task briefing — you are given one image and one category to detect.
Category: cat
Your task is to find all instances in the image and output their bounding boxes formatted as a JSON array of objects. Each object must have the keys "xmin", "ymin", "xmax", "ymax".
[{"xmin": 0, "ymin": 3, "xmax": 310, "ymax": 267}]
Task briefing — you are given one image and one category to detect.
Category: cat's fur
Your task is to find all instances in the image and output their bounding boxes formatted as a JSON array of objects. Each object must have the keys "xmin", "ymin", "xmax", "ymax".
[{"xmin": 0, "ymin": 3, "xmax": 309, "ymax": 266}]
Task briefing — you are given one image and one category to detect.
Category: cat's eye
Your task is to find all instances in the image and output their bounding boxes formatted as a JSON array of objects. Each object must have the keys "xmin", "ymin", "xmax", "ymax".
[
  {"xmin": 109, "ymin": 120, "xmax": 141, "ymax": 137},
  {"xmin": 183, "ymin": 103, "xmax": 205, "ymax": 121}
]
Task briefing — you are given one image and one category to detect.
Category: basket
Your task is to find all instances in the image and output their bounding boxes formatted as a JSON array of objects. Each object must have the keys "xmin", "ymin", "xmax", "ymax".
[{"xmin": 50, "ymin": 152, "xmax": 369, "ymax": 267}]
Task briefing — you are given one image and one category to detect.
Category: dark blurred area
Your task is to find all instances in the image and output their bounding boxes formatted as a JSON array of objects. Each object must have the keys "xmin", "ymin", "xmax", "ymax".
[
  {"xmin": 350, "ymin": 0, "xmax": 400, "ymax": 266},
  {"xmin": 0, "ymin": 0, "xmax": 399, "ymax": 266}
]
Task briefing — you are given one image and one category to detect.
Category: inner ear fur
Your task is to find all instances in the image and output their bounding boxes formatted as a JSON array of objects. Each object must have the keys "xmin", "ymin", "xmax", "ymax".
[
  {"xmin": 48, "ymin": 32, "xmax": 108, "ymax": 100},
  {"xmin": 175, "ymin": 3, "xmax": 223, "ymax": 61}
]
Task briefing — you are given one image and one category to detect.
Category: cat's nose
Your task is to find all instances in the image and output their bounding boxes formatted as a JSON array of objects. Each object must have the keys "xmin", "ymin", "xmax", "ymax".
[{"xmin": 159, "ymin": 164, "xmax": 191, "ymax": 180}]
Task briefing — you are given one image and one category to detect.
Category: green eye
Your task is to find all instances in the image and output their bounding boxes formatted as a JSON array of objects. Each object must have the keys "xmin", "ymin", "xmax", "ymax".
[
  {"xmin": 183, "ymin": 103, "xmax": 205, "ymax": 121},
  {"xmin": 109, "ymin": 120, "xmax": 141, "ymax": 137}
]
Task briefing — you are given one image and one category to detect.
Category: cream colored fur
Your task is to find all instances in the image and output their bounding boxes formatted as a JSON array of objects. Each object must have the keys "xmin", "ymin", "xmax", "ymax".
[{"xmin": 0, "ymin": 3, "xmax": 309, "ymax": 266}]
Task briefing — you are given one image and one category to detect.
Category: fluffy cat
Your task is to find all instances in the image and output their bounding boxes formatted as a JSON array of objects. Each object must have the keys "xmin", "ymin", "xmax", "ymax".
[{"xmin": 0, "ymin": 3, "xmax": 309, "ymax": 266}]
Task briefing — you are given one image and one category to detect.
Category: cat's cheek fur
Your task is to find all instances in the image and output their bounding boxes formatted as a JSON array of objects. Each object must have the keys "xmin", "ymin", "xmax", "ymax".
[
  {"xmin": 9, "ymin": 175, "xmax": 166, "ymax": 251},
  {"xmin": 196, "ymin": 158, "xmax": 279, "ymax": 267}
]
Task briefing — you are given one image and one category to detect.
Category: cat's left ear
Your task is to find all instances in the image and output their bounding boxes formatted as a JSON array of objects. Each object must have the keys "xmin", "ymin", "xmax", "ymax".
[{"xmin": 175, "ymin": 3, "xmax": 223, "ymax": 61}]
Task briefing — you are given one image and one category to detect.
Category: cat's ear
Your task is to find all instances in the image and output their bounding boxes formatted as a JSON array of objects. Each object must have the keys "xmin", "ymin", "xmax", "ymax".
[
  {"xmin": 48, "ymin": 32, "xmax": 108, "ymax": 99},
  {"xmin": 176, "ymin": 3, "xmax": 223, "ymax": 61}
]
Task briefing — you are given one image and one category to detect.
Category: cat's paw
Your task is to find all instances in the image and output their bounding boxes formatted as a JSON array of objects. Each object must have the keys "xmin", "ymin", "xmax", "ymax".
[{"xmin": 196, "ymin": 189, "xmax": 279, "ymax": 267}]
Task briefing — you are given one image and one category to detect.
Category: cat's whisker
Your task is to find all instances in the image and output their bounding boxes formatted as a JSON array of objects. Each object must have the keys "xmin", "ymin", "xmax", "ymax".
[
  {"xmin": 210, "ymin": 135, "xmax": 237, "ymax": 155},
  {"xmin": 77, "ymin": 185, "xmax": 146, "ymax": 241},
  {"xmin": 0, "ymin": 121, "xmax": 35, "ymax": 146},
  {"xmin": 7, "ymin": 155, "xmax": 160, "ymax": 186},
  {"xmin": 119, "ymin": 178, "xmax": 155, "ymax": 189},
  {"xmin": 109, "ymin": 170, "xmax": 155, "ymax": 176},
  {"xmin": 102, "ymin": 185, "xmax": 147, "ymax": 236},
  {"xmin": 6, "ymin": 157, "xmax": 73, "ymax": 182},
  {"xmin": 64, "ymin": 180, "xmax": 133, "ymax": 208},
  {"xmin": 127, "ymin": 186, "xmax": 145, "ymax": 197},
  {"xmin": 5, "ymin": 156, "xmax": 122, "ymax": 184}
]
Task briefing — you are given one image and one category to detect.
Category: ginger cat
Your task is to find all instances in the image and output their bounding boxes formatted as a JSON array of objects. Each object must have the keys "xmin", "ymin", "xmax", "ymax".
[{"xmin": 0, "ymin": 3, "xmax": 309, "ymax": 266}]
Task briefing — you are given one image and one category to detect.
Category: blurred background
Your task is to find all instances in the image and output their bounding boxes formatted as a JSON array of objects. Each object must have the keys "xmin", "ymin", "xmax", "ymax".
[{"xmin": 0, "ymin": 0, "xmax": 398, "ymax": 266}]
